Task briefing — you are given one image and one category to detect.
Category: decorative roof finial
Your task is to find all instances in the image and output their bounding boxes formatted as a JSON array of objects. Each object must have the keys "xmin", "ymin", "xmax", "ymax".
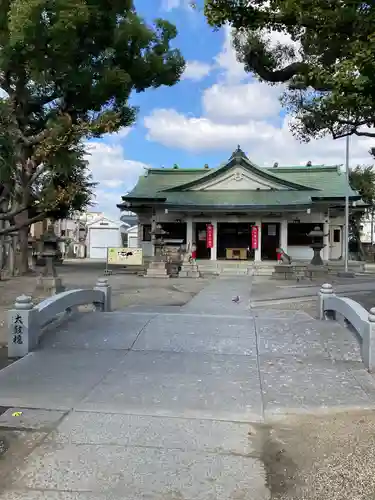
[{"xmin": 230, "ymin": 145, "xmax": 247, "ymax": 160}]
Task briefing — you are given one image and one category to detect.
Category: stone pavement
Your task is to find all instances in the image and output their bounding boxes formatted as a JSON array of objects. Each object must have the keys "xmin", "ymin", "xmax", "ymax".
[{"xmin": 0, "ymin": 277, "xmax": 375, "ymax": 498}]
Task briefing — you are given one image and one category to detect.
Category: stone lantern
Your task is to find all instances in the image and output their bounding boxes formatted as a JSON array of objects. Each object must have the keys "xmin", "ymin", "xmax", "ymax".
[
  {"xmin": 145, "ymin": 222, "xmax": 170, "ymax": 278},
  {"xmin": 307, "ymin": 226, "xmax": 325, "ymax": 266},
  {"xmin": 36, "ymin": 224, "xmax": 64, "ymax": 294},
  {"xmin": 152, "ymin": 223, "xmax": 168, "ymax": 261}
]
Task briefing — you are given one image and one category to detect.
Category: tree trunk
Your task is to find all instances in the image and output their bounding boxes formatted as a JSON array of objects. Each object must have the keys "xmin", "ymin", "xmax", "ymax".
[
  {"xmin": 351, "ymin": 216, "xmax": 366, "ymax": 261},
  {"xmin": 14, "ymin": 211, "xmax": 30, "ymax": 275},
  {"xmin": 0, "ymin": 222, "xmax": 4, "ymax": 271},
  {"xmin": 17, "ymin": 226, "xmax": 29, "ymax": 274},
  {"xmin": 0, "ymin": 201, "xmax": 8, "ymax": 273},
  {"xmin": 7, "ymin": 235, "xmax": 16, "ymax": 276}
]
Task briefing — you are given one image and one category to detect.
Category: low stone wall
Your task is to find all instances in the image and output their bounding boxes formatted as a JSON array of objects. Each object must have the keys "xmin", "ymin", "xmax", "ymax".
[
  {"xmin": 7, "ymin": 277, "xmax": 111, "ymax": 358},
  {"xmin": 318, "ymin": 283, "xmax": 375, "ymax": 372}
]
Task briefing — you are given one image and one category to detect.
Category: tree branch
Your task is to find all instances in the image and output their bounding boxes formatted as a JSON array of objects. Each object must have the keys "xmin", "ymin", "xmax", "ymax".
[
  {"xmin": 354, "ymin": 130, "xmax": 375, "ymax": 138},
  {"xmin": 27, "ymin": 163, "xmax": 48, "ymax": 187},
  {"xmin": 0, "ymin": 202, "xmax": 32, "ymax": 221},
  {"xmin": 336, "ymin": 117, "xmax": 372, "ymax": 128},
  {"xmin": 0, "ymin": 212, "xmax": 46, "ymax": 236},
  {"xmin": 250, "ymin": 58, "xmax": 308, "ymax": 83},
  {"xmin": 17, "ymin": 128, "xmax": 50, "ymax": 146},
  {"xmin": 28, "ymin": 92, "xmax": 60, "ymax": 112},
  {"xmin": 241, "ymin": 50, "xmax": 333, "ymax": 91}
]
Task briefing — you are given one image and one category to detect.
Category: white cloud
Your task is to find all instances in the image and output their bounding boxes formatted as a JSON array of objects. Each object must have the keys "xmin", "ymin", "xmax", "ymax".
[
  {"xmin": 214, "ymin": 25, "xmax": 248, "ymax": 84},
  {"xmin": 161, "ymin": 0, "xmax": 193, "ymax": 11},
  {"xmin": 144, "ymin": 108, "xmax": 279, "ymax": 152},
  {"xmin": 90, "ymin": 188, "xmax": 125, "ymax": 220},
  {"xmin": 144, "ymin": 26, "xmax": 375, "ymax": 168},
  {"xmin": 84, "ymin": 141, "xmax": 150, "ymax": 219},
  {"xmin": 182, "ymin": 60, "xmax": 212, "ymax": 81},
  {"xmin": 144, "ymin": 107, "xmax": 373, "ymax": 167},
  {"xmin": 161, "ymin": 0, "xmax": 180, "ymax": 10},
  {"xmin": 266, "ymin": 29, "xmax": 301, "ymax": 54},
  {"xmin": 203, "ymin": 82, "xmax": 281, "ymax": 122},
  {"xmin": 114, "ymin": 127, "xmax": 133, "ymax": 138}
]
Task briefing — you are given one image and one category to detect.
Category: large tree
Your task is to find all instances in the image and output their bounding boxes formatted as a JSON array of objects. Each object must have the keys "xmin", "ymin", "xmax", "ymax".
[
  {"xmin": 349, "ymin": 164, "xmax": 375, "ymax": 259},
  {"xmin": 0, "ymin": 0, "xmax": 184, "ymax": 238},
  {"xmin": 0, "ymin": 131, "xmax": 96, "ymax": 272},
  {"xmin": 203, "ymin": 0, "xmax": 375, "ymax": 141}
]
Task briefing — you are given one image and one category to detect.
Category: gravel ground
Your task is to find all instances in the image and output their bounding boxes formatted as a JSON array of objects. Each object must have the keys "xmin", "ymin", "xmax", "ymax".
[
  {"xmin": 260, "ymin": 410, "xmax": 375, "ymax": 499},
  {"xmin": 251, "ymin": 292, "xmax": 375, "ymax": 319}
]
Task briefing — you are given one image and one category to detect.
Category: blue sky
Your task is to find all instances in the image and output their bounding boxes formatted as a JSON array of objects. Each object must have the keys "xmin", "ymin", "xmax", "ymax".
[
  {"xmin": 123, "ymin": 0, "xmax": 224, "ymax": 169},
  {"xmin": 89, "ymin": 0, "xmax": 374, "ymax": 219}
]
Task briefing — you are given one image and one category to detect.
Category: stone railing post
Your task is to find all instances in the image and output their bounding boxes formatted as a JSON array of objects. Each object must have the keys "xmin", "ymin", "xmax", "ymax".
[
  {"xmin": 363, "ymin": 307, "xmax": 375, "ymax": 372},
  {"xmin": 318, "ymin": 283, "xmax": 335, "ymax": 320},
  {"xmin": 8, "ymin": 295, "xmax": 38, "ymax": 358},
  {"xmin": 94, "ymin": 277, "xmax": 111, "ymax": 312}
]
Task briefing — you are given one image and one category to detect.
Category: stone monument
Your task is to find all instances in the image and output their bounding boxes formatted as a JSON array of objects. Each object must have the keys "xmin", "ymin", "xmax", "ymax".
[
  {"xmin": 36, "ymin": 224, "xmax": 65, "ymax": 294},
  {"xmin": 179, "ymin": 244, "xmax": 200, "ymax": 278},
  {"xmin": 145, "ymin": 222, "xmax": 170, "ymax": 278}
]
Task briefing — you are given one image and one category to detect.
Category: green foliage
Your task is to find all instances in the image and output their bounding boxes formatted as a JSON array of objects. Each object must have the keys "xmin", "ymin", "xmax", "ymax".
[
  {"xmin": 349, "ymin": 165, "xmax": 375, "ymax": 207},
  {"xmin": 0, "ymin": 0, "xmax": 184, "ymax": 233},
  {"xmin": 33, "ymin": 144, "xmax": 97, "ymax": 220},
  {"xmin": 204, "ymin": 0, "xmax": 375, "ymax": 141},
  {"xmin": 348, "ymin": 164, "xmax": 375, "ymax": 255}
]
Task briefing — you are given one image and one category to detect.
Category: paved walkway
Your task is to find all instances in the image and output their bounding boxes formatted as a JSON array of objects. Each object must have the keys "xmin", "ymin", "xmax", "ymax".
[{"xmin": 0, "ymin": 277, "xmax": 375, "ymax": 498}]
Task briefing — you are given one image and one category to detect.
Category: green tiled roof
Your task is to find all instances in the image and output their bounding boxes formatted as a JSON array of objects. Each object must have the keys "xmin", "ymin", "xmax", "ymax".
[
  {"xmin": 163, "ymin": 190, "xmax": 313, "ymax": 207},
  {"xmin": 122, "ymin": 148, "xmax": 359, "ymax": 208},
  {"xmin": 264, "ymin": 166, "xmax": 357, "ymax": 198},
  {"xmin": 126, "ymin": 169, "xmax": 209, "ymax": 197}
]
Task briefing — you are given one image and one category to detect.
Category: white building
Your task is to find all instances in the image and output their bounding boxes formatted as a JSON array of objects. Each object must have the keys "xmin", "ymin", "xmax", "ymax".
[
  {"xmin": 126, "ymin": 225, "xmax": 139, "ymax": 248},
  {"xmin": 86, "ymin": 216, "xmax": 122, "ymax": 259}
]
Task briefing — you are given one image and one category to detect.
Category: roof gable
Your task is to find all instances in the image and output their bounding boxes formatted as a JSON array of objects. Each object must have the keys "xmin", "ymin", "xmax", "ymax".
[
  {"xmin": 87, "ymin": 216, "xmax": 121, "ymax": 229},
  {"xmin": 190, "ymin": 165, "xmax": 291, "ymax": 191},
  {"xmin": 163, "ymin": 147, "xmax": 314, "ymax": 192}
]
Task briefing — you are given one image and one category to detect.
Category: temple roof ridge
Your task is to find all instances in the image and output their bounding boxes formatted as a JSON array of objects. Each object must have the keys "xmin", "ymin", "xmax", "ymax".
[{"xmin": 229, "ymin": 145, "xmax": 248, "ymax": 160}]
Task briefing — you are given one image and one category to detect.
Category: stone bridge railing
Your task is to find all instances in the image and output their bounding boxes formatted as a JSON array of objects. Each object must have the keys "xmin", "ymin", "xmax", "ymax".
[
  {"xmin": 8, "ymin": 278, "xmax": 111, "ymax": 359},
  {"xmin": 319, "ymin": 283, "xmax": 375, "ymax": 372}
]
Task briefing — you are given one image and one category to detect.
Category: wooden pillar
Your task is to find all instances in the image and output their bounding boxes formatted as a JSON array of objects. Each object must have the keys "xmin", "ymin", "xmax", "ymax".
[{"xmin": 210, "ymin": 219, "xmax": 217, "ymax": 261}]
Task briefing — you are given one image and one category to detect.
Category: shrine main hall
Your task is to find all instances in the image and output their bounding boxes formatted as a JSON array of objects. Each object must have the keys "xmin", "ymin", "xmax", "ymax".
[{"xmin": 118, "ymin": 147, "xmax": 361, "ymax": 263}]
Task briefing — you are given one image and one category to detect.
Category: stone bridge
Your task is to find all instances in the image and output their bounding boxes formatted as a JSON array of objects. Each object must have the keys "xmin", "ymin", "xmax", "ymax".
[{"xmin": 0, "ymin": 277, "xmax": 374, "ymax": 499}]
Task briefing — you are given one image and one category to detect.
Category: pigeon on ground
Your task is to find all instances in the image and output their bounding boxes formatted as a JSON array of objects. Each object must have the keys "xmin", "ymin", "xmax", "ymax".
[{"xmin": 232, "ymin": 295, "xmax": 240, "ymax": 303}]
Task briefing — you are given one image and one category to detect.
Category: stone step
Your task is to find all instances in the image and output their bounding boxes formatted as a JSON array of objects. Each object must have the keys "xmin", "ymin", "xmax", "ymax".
[
  {"xmin": 220, "ymin": 268, "xmax": 249, "ymax": 275},
  {"xmin": 145, "ymin": 270, "xmax": 170, "ymax": 278}
]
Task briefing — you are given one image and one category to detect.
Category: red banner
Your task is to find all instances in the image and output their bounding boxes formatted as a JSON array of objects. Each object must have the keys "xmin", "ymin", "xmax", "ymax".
[
  {"xmin": 251, "ymin": 226, "xmax": 259, "ymax": 250},
  {"xmin": 206, "ymin": 224, "xmax": 214, "ymax": 249}
]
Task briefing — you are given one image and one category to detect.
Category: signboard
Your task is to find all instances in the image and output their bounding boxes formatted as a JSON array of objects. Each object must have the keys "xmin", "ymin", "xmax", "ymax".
[
  {"xmin": 268, "ymin": 224, "xmax": 276, "ymax": 236},
  {"xmin": 198, "ymin": 230, "xmax": 206, "ymax": 241},
  {"xmin": 251, "ymin": 226, "xmax": 259, "ymax": 250},
  {"xmin": 206, "ymin": 224, "xmax": 214, "ymax": 249},
  {"xmin": 107, "ymin": 248, "xmax": 143, "ymax": 266}
]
